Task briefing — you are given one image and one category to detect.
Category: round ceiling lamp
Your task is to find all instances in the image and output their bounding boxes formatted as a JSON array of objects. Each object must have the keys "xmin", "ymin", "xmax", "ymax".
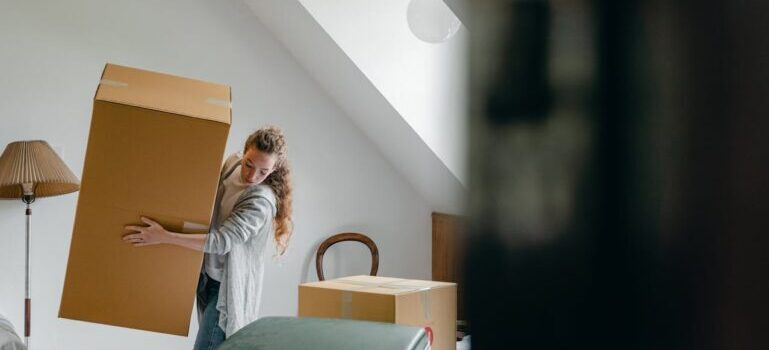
[{"xmin": 407, "ymin": 0, "xmax": 462, "ymax": 44}]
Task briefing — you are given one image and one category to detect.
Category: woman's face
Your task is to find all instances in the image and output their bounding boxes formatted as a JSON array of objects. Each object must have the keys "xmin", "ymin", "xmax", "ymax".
[{"xmin": 241, "ymin": 147, "xmax": 277, "ymax": 184}]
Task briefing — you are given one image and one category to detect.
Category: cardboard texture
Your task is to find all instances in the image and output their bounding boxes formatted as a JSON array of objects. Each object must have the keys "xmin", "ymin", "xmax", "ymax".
[
  {"xmin": 59, "ymin": 64, "xmax": 231, "ymax": 335},
  {"xmin": 299, "ymin": 275, "xmax": 457, "ymax": 350}
]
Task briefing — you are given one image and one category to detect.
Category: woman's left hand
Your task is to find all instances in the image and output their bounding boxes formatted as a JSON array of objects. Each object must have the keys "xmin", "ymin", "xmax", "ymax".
[{"xmin": 123, "ymin": 217, "xmax": 170, "ymax": 247}]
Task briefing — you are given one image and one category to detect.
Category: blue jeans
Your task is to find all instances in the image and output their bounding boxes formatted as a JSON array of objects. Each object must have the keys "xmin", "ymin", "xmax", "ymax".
[{"xmin": 193, "ymin": 273, "xmax": 226, "ymax": 350}]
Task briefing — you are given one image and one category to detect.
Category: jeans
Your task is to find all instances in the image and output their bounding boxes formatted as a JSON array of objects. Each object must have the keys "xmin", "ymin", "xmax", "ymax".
[{"xmin": 193, "ymin": 273, "xmax": 226, "ymax": 350}]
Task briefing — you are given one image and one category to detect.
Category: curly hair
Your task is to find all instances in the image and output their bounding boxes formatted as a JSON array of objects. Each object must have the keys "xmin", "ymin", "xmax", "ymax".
[{"xmin": 244, "ymin": 126, "xmax": 293, "ymax": 256}]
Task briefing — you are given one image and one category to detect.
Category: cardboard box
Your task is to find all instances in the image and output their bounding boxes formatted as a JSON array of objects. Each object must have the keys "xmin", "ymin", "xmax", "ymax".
[
  {"xmin": 59, "ymin": 64, "xmax": 231, "ymax": 335},
  {"xmin": 299, "ymin": 275, "xmax": 457, "ymax": 350}
]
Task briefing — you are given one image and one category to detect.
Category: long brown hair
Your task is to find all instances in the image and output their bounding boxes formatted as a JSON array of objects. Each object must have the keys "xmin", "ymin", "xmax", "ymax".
[{"xmin": 244, "ymin": 126, "xmax": 293, "ymax": 255}]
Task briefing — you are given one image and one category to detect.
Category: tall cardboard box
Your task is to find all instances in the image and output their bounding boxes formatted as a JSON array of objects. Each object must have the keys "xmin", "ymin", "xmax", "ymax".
[
  {"xmin": 59, "ymin": 64, "xmax": 231, "ymax": 335},
  {"xmin": 299, "ymin": 275, "xmax": 457, "ymax": 350}
]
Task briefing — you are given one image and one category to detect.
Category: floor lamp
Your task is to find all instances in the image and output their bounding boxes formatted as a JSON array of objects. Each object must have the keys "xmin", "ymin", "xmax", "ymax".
[{"xmin": 0, "ymin": 140, "xmax": 80, "ymax": 349}]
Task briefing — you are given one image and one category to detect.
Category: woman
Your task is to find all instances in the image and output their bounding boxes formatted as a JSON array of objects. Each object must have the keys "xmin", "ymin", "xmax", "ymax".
[{"xmin": 122, "ymin": 126, "xmax": 293, "ymax": 349}]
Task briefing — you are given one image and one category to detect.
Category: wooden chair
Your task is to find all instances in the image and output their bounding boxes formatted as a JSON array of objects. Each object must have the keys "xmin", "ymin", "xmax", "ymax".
[{"xmin": 316, "ymin": 232, "xmax": 379, "ymax": 281}]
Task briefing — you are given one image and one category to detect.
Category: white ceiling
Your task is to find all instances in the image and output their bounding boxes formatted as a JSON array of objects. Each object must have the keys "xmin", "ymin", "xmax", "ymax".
[{"xmin": 244, "ymin": 0, "xmax": 467, "ymax": 215}]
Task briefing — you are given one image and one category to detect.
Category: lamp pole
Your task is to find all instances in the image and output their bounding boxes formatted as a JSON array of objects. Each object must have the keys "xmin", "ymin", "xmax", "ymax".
[
  {"xmin": 23, "ymin": 189, "xmax": 34, "ymax": 349},
  {"xmin": 0, "ymin": 141, "xmax": 80, "ymax": 350}
]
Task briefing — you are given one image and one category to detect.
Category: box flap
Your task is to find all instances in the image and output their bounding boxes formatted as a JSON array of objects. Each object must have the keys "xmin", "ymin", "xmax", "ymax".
[
  {"xmin": 301, "ymin": 275, "xmax": 456, "ymax": 295},
  {"xmin": 96, "ymin": 63, "xmax": 231, "ymax": 124}
]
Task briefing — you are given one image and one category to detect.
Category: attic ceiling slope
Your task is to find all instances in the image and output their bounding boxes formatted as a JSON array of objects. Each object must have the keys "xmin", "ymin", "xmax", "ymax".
[{"xmin": 243, "ymin": 0, "xmax": 465, "ymax": 215}]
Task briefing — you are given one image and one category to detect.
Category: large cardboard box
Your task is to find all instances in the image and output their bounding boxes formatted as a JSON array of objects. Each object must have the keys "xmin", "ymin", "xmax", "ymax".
[
  {"xmin": 299, "ymin": 275, "xmax": 457, "ymax": 350},
  {"xmin": 59, "ymin": 64, "xmax": 231, "ymax": 335}
]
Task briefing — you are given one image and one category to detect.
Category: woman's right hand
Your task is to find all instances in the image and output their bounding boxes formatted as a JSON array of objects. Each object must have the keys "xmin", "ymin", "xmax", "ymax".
[{"xmin": 123, "ymin": 217, "xmax": 171, "ymax": 247}]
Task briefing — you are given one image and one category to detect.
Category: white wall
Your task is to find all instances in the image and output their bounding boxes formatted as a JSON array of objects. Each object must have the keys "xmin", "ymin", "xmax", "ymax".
[
  {"xmin": 298, "ymin": 0, "xmax": 469, "ymax": 184},
  {"xmin": 0, "ymin": 0, "xmax": 433, "ymax": 349}
]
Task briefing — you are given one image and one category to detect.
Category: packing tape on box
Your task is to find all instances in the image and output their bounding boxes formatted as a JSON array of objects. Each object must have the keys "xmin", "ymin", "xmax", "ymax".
[
  {"xmin": 421, "ymin": 290, "xmax": 431, "ymax": 321},
  {"xmin": 100, "ymin": 79, "xmax": 128, "ymax": 87},
  {"xmin": 341, "ymin": 291, "xmax": 353, "ymax": 319},
  {"xmin": 206, "ymin": 97, "xmax": 232, "ymax": 108},
  {"xmin": 335, "ymin": 278, "xmax": 433, "ymax": 321},
  {"xmin": 335, "ymin": 279, "xmax": 387, "ymax": 288},
  {"xmin": 99, "ymin": 80, "xmax": 231, "ymax": 108},
  {"xmin": 337, "ymin": 278, "xmax": 431, "ymax": 292}
]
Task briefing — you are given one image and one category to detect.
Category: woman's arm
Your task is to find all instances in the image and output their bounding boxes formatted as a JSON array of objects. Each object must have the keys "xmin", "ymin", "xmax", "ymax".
[
  {"xmin": 201, "ymin": 195, "xmax": 272, "ymax": 254},
  {"xmin": 122, "ymin": 194, "xmax": 274, "ymax": 253},
  {"xmin": 123, "ymin": 217, "xmax": 208, "ymax": 251}
]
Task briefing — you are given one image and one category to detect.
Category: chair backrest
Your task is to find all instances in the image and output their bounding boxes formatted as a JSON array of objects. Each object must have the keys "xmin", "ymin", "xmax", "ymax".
[{"xmin": 315, "ymin": 232, "xmax": 379, "ymax": 281}]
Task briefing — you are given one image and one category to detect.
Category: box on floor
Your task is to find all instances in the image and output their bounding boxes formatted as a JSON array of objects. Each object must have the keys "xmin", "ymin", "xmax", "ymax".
[{"xmin": 299, "ymin": 275, "xmax": 457, "ymax": 350}]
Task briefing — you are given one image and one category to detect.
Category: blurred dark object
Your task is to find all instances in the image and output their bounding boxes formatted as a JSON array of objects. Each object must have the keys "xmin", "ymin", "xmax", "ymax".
[
  {"xmin": 464, "ymin": 0, "xmax": 769, "ymax": 349},
  {"xmin": 485, "ymin": 0, "xmax": 551, "ymax": 123}
]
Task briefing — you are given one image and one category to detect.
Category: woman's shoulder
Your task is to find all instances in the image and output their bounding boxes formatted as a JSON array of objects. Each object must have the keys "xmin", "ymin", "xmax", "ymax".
[
  {"xmin": 219, "ymin": 152, "xmax": 243, "ymax": 180},
  {"xmin": 243, "ymin": 184, "xmax": 277, "ymax": 212},
  {"xmin": 221, "ymin": 152, "xmax": 242, "ymax": 173}
]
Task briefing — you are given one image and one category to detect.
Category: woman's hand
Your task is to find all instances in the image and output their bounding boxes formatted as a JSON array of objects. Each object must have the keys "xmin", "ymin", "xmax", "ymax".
[{"xmin": 123, "ymin": 217, "xmax": 171, "ymax": 247}]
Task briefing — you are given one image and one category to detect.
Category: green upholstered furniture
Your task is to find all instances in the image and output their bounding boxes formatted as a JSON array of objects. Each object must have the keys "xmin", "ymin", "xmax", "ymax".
[{"xmin": 218, "ymin": 317, "xmax": 429, "ymax": 350}]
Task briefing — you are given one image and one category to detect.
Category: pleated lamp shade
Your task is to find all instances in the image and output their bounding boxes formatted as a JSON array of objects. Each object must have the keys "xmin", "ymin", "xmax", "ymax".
[{"xmin": 0, "ymin": 140, "xmax": 80, "ymax": 198}]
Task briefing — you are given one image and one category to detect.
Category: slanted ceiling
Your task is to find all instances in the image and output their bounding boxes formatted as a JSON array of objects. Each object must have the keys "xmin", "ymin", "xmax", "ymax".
[{"xmin": 244, "ymin": 0, "xmax": 466, "ymax": 215}]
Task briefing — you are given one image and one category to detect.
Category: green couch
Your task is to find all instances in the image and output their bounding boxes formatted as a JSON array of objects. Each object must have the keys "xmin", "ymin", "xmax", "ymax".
[{"xmin": 218, "ymin": 317, "xmax": 430, "ymax": 350}]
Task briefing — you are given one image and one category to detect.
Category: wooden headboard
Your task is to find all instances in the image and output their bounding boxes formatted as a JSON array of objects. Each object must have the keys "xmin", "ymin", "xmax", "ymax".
[{"xmin": 432, "ymin": 212, "xmax": 466, "ymax": 322}]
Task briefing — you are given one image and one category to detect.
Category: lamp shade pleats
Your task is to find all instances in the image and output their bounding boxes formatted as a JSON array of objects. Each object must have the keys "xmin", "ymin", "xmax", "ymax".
[{"xmin": 0, "ymin": 140, "xmax": 80, "ymax": 198}]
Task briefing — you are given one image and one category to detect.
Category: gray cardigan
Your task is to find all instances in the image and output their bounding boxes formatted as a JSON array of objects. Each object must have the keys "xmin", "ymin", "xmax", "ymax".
[{"xmin": 202, "ymin": 153, "xmax": 277, "ymax": 337}]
